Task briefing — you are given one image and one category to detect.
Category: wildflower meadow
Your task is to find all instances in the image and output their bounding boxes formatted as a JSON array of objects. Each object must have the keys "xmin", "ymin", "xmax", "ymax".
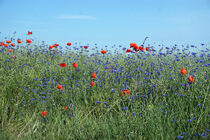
[{"xmin": 0, "ymin": 32, "xmax": 209, "ymax": 139}]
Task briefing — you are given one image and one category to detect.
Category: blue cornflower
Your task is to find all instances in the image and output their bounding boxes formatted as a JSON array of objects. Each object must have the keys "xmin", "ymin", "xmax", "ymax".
[
  {"xmin": 96, "ymin": 101, "xmax": 100, "ymax": 103},
  {"xmin": 142, "ymin": 95, "xmax": 146, "ymax": 98},
  {"xmin": 42, "ymin": 118, "xmax": 47, "ymax": 122},
  {"xmin": 121, "ymin": 107, "xmax": 128, "ymax": 110},
  {"xmin": 187, "ymin": 119, "xmax": 192, "ymax": 122},
  {"xmin": 177, "ymin": 136, "xmax": 183, "ymax": 139},
  {"xmin": 202, "ymin": 133, "xmax": 207, "ymax": 136},
  {"xmin": 180, "ymin": 83, "xmax": 185, "ymax": 86},
  {"xmin": 111, "ymin": 88, "xmax": 115, "ymax": 93},
  {"xmin": 195, "ymin": 134, "xmax": 200, "ymax": 136},
  {"xmin": 181, "ymin": 132, "xmax": 186, "ymax": 135}
]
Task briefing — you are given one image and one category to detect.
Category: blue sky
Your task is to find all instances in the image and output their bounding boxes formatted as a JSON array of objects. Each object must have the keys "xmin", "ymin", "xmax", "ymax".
[{"xmin": 0, "ymin": 0, "xmax": 210, "ymax": 50}]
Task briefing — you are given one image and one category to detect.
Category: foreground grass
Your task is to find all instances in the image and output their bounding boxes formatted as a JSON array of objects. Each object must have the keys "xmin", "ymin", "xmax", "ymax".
[{"xmin": 0, "ymin": 40, "xmax": 209, "ymax": 139}]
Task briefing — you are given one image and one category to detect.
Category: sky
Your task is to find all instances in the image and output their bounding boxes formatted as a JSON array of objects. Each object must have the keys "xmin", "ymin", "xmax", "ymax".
[{"xmin": 0, "ymin": 0, "xmax": 210, "ymax": 51}]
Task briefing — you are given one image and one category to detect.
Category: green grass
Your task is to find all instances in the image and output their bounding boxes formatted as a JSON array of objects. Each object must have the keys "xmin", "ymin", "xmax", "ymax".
[{"xmin": 0, "ymin": 40, "xmax": 209, "ymax": 139}]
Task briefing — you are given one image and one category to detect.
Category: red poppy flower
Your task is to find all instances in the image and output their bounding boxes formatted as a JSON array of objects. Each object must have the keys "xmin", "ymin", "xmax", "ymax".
[
  {"xmin": 84, "ymin": 46, "xmax": 88, "ymax": 49},
  {"xmin": 41, "ymin": 111, "xmax": 47, "ymax": 117},
  {"xmin": 64, "ymin": 106, "xmax": 68, "ymax": 110},
  {"xmin": 4, "ymin": 44, "xmax": 8, "ymax": 47},
  {"xmin": 49, "ymin": 46, "xmax": 54, "ymax": 50},
  {"xmin": 101, "ymin": 50, "xmax": 107, "ymax": 54},
  {"xmin": 17, "ymin": 40, "xmax": 22, "ymax": 44},
  {"xmin": 28, "ymin": 31, "xmax": 32, "ymax": 35},
  {"xmin": 60, "ymin": 63, "xmax": 66, "ymax": 67},
  {"xmin": 6, "ymin": 40, "xmax": 11, "ymax": 44},
  {"xmin": 126, "ymin": 49, "xmax": 131, "ymax": 53},
  {"xmin": 180, "ymin": 67, "xmax": 187, "ymax": 75},
  {"xmin": 139, "ymin": 46, "xmax": 145, "ymax": 51},
  {"xmin": 0, "ymin": 42, "xmax": 3, "ymax": 46},
  {"xmin": 12, "ymin": 56, "xmax": 16, "ymax": 59},
  {"xmin": 11, "ymin": 43, "xmax": 16, "ymax": 47},
  {"xmin": 26, "ymin": 39, "xmax": 32, "ymax": 44},
  {"xmin": 8, "ymin": 49, "xmax": 12, "ymax": 53},
  {"xmin": 57, "ymin": 85, "xmax": 63, "ymax": 90},
  {"xmin": 130, "ymin": 43, "xmax": 134, "ymax": 48},
  {"xmin": 121, "ymin": 89, "xmax": 130, "ymax": 95},
  {"xmin": 134, "ymin": 47, "xmax": 139, "ymax": 52},
  {"xmin": 146, "ymin": 47, "xmax": 150, "ymax": 51},
  {"xmin": 70, "ymin": 53, "xmax": 73, "ymax": 56},
  {"xmin": 130, "ymin": 43, "xmax": 137, "ymax": 48},
  {"xmin": 67, "ymin": 42, "xmax": 71, "ymax": 46},
  {"xmin": 54, "ymin": 44, "xmax": 59, "ymax": 47},
  {"xmin": 132, "ymin": 44, "xmax": 138, "ymax": 50},
  {"xmin": 92, "ymin": 73, "xmax": 97, "ymax": 78},
  {"xmin": 73, "ymin": 63, "xmax": 78, "ymax": 68},
  {"xmin": 139, "ymin": 46, "xmax": 142, "ymax": 50},
  {"xmin": 90, "ymin": 81, "xmax": 95, "ymax": 86},
  {"xmin": 188, "ymin": 76, "xmax": 194, "ymax": 83}
]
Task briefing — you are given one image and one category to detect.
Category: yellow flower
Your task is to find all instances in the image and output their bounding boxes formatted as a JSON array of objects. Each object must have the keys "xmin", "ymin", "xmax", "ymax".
[{"xmin": 148, "ymin": 105, "xmax": 153, "ymax": 109}]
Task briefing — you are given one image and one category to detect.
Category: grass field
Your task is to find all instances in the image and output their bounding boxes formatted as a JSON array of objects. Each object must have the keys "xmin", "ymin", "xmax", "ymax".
[{"xmin": 0, "ymin": 35, "xmax": 209, "ymax": 139}]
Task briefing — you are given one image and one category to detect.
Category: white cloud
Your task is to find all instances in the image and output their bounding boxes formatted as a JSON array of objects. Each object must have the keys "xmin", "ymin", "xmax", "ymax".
[{"xmin": 56, "ymin": 15, "xmax": 96, "ymax": 20}]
